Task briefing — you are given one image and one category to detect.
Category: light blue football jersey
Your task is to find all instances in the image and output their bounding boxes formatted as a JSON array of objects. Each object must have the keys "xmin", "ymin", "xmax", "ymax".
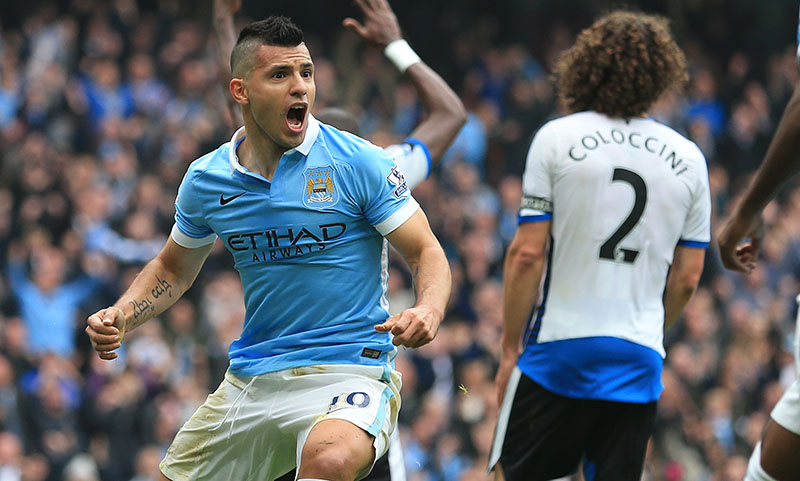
[{"xmin": 171, "ymin": 116, "xmax": 419, "ymax": 376}]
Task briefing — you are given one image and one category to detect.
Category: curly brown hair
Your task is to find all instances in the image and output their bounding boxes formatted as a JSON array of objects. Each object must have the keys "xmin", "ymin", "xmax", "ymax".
[{"xmin": 552, "ymin": 11, "xmax": 688, "ymax": 118}]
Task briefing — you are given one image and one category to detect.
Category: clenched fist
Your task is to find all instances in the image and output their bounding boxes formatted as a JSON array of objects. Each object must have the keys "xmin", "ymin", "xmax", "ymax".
[{"xmin": 85, "ymin": 307, "xmax": 126, "ymax": 360}]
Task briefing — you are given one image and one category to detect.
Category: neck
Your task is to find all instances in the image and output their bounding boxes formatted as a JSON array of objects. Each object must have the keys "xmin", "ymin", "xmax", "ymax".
[{"xmin": 238, "ymin": 118, "xmax": 293, "ymax": 181}]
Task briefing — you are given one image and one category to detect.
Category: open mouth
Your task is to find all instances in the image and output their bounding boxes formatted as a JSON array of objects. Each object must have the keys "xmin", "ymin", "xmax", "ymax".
[{"xmin": 286, "ymin": 104, "xmax": 307, "ymax": 132}]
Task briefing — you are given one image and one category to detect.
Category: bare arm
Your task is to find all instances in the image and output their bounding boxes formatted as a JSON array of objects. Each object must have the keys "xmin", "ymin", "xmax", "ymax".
[
  {"xmin": 212, "ymin": 0, "xmax": 243, "ymax": 127},
  {"xmin": 85, "ymin": 237, "xmax": 214, "ymax": 359},
  {"xmin": 343, "ymin": 0, "xmax": 466, "ymax": 163},
  {"xmin": 380, "ymin": 208, "xmax": 451, "ymax": 348},
  {"xmin": 718, "ymin": 80, "xmax": 800, "ymax": 272},
  {"xmin": 496, "ymin": 220, "xmax": 549, "ymax": 404},
  {"xmin": 664, "ymin": 246, "xmax": 705, "ymax": 328},
  {"xmin": 501, "ymin": 221, "xmax": 549, "ymax": 355},
  {"xmin": 404, "ymin": 63, "xmax": 467, "ymax": 162}
]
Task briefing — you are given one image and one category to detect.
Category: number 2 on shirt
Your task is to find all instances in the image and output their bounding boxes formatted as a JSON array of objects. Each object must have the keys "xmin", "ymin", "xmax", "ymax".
[{"xmin": 599, "ymin": 168, "xmax": 647, "ymax": 264}]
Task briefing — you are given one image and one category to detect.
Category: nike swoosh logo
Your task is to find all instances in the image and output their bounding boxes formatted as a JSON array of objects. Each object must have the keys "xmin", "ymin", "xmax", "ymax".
[{"xmin": 220, "ymin": 192, "xmax": 245, "ymax": 205}]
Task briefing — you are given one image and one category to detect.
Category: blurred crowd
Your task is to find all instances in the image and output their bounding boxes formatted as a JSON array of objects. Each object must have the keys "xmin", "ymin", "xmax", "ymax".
[{"xmin": 1, "ymin": 1, "xmax": 800, "ymax": 480}]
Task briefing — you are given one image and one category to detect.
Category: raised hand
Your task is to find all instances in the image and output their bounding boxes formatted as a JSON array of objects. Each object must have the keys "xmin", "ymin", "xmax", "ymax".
[
  {"xmin": 213, "ymin": 0, "xmax": 241, "ymax": 15},
  {"xmin": 343, "ymin": 0, "xmax": 402, "ymax": 50}
]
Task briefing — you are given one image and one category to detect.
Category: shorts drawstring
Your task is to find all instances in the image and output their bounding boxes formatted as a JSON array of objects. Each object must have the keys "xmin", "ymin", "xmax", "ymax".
[{"xmin": 209, "ymin": 376, "xmax": 258, "ymax": 440}]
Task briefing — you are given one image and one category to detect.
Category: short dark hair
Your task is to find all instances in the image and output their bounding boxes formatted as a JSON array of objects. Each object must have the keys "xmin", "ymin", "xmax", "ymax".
[
  {"xmin": 553, "ymin": 11, "xmax": 688, "ymax": 118},
  {"xmin": 230, "ymin": 16, "xmax": 305, "ymax": 78}
]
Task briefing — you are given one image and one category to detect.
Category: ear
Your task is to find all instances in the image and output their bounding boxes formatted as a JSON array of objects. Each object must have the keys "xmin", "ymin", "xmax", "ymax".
[{"xmin": 230, "ymin": 78, "xmax": 248, "ymax": 105}]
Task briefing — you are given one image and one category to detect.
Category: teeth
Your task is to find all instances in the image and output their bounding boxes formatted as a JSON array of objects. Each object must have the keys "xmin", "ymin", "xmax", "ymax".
[{"xmin": 287, "ymin": 105, "xmax": 304, "ymax": 129}]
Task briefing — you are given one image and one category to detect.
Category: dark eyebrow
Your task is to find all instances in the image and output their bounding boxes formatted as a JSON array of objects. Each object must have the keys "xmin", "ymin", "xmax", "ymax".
[
  {"xmin": 267, "ymin": 61, "xmax": 314, "ymax": 73},
  {"xmin": 269, "ymin": 64, "xmax": 292, "ymax": 72}
]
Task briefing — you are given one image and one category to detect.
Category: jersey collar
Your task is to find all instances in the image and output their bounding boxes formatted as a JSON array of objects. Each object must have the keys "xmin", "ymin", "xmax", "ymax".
[{"xmin": 228, "ymin": 115, "xmax": 320, "ymax": 175}]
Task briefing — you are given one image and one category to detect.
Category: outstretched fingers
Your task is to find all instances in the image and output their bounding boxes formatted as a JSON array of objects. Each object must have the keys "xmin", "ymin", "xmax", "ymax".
[{"xmin": 342, "ymin": 18, "xmax": 368, "ymax": 38}]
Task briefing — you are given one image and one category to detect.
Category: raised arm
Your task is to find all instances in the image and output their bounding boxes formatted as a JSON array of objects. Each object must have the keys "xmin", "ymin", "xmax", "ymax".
[
  {"xmin": 212, "ymin": 0, "xmax": 243, "ymax": 127},
  {"xmin": 496, "ymin": 220, "xmax": 550, "ymax": 405},
  {"xmin": 343, "ymin": 0, "xmax": 466, "ymax": 162},
  {"xmin": 718, "ymin": 80, "xmax": 800, "ymax": 272},
  {"xmin": 380, "ymin": 209, "xmax": 451, "ymax": 348},
  {"xmin": 85, "ymin": 237, "xmax": 213, "ymax": 360},
  {"xmin": 403, "ymin": 62, "xmax": 467, "ymax": 161}
]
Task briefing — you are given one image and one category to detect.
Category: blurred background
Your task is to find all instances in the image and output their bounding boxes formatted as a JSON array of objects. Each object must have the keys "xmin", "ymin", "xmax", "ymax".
[{"xmin": 1, "ymin": 0, "xmax": 800, "ymax": 480}]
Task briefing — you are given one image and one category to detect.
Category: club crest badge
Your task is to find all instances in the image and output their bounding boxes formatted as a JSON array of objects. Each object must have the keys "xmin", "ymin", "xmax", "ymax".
[{"xmin": 303, "ymin": 165, "xmax": 339, "ymax": 209}]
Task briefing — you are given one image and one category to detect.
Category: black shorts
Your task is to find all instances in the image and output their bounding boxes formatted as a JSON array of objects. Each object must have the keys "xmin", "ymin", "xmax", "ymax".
[
  {"xmin": 490, "ymin": 370, "xmax": 656, "ymax": 481},
  {"xmin": 275, "ymin": 450, "xmax": 393, "ymax": 481}
]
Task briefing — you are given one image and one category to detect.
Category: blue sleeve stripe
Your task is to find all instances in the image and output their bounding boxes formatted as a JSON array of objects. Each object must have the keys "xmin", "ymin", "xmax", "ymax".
[
  {"xmin": 518, "ymin": 214, "xmax": 552, "ymax": 224},
  {"xmin": 677, "ymin": 239, "xmax": 709, "ymax": 249},
  {"xmin": 405, "ymin": 137, "xmax": 433, "ymax": 177}
]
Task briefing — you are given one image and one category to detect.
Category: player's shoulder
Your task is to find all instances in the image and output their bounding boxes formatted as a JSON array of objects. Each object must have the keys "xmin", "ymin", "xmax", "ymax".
[
  {"xmin": 317, "ymin": 122, "xmax": 392, "ymax": 168},
  {"xmin": 639, "ymin": 117, "xmax": 706, "ymax": 163},
  {"xmin": 540, "ymin": 111, "xmax": 607, "ymax": 132},
  {"xmin": 528, "ymin": 112, "xmax": 604, "ymax": 148},
  {"xmin": 183, "ymin": 142, "xmax": 231, "ymax": 180}
]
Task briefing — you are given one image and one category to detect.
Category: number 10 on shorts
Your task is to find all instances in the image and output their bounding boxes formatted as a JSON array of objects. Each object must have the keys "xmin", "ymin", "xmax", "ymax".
[{"xmin": 328, "ymin": 392, "xmax": 372, "ymax": 412}]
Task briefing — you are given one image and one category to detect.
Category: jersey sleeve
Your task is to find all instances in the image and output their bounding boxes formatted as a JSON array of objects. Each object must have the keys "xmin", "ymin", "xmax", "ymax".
[
  {"xmin": 349, "ymin": 144, "xmax": 420, "ymax": 236},
  {"xmin": 385, "ymin": 138, "xmax": 432, "ymax": 190},
  {"xmin": 678, "ymin": 152, "xmax": 711, "ymax": 248},
  {"xmin": 519, "ymin": 123, "xmax": 556, "ymax": 224},
  {"xmin": 171, "ymin": 170, "xmax": 217, "ymax": 248}
]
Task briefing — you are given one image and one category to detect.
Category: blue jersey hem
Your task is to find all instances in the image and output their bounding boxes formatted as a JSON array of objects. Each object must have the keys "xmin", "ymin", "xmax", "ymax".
[
  {"xmin": 518, "ymin": 337, "xmax": 664, "ymax": 403},
  {"xmin": 228, "ymin": 356, "xmax": 396, "ymax": 377}
]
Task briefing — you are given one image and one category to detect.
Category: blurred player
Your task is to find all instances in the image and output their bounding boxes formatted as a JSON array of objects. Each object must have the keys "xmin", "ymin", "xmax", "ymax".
[
  {"xmin": 86, "ymin": 15, "xmax": 451, "ymax": 481},
  {"xmin": 490, "ymin": 11, "xmax": 709, "ymax": 481},
  {"xmin": 717, "ymin": 16, "xmax": 800, "ymax": 479},
  {"xmin": 212, "ymin": 1, "xmax": 465, "ymax": 480}
]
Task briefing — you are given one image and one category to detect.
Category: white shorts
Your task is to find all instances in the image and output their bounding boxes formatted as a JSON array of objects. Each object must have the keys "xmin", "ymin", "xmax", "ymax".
[
  {"xmin": 771, "ymin": 378, "xmax": 800, "ymax": 436},
  {"xmin": 773, "ymin": 296, "xmax": 800, "ymax": 435},
  {"xmin": 159, "ymin": 364, "xmax": 402, "ymax": 481}
]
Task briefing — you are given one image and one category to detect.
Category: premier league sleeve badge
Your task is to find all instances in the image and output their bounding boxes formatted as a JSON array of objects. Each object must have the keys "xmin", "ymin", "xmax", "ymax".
[{"xmin": 387, "ymin": 165, "xmax": 409, "ymax": 199}]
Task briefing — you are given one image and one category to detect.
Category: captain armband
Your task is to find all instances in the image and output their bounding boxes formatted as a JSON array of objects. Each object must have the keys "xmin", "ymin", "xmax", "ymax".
[{"xmin": 521, "ymin": 195, "xmax": 553, "ymax": 213}]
